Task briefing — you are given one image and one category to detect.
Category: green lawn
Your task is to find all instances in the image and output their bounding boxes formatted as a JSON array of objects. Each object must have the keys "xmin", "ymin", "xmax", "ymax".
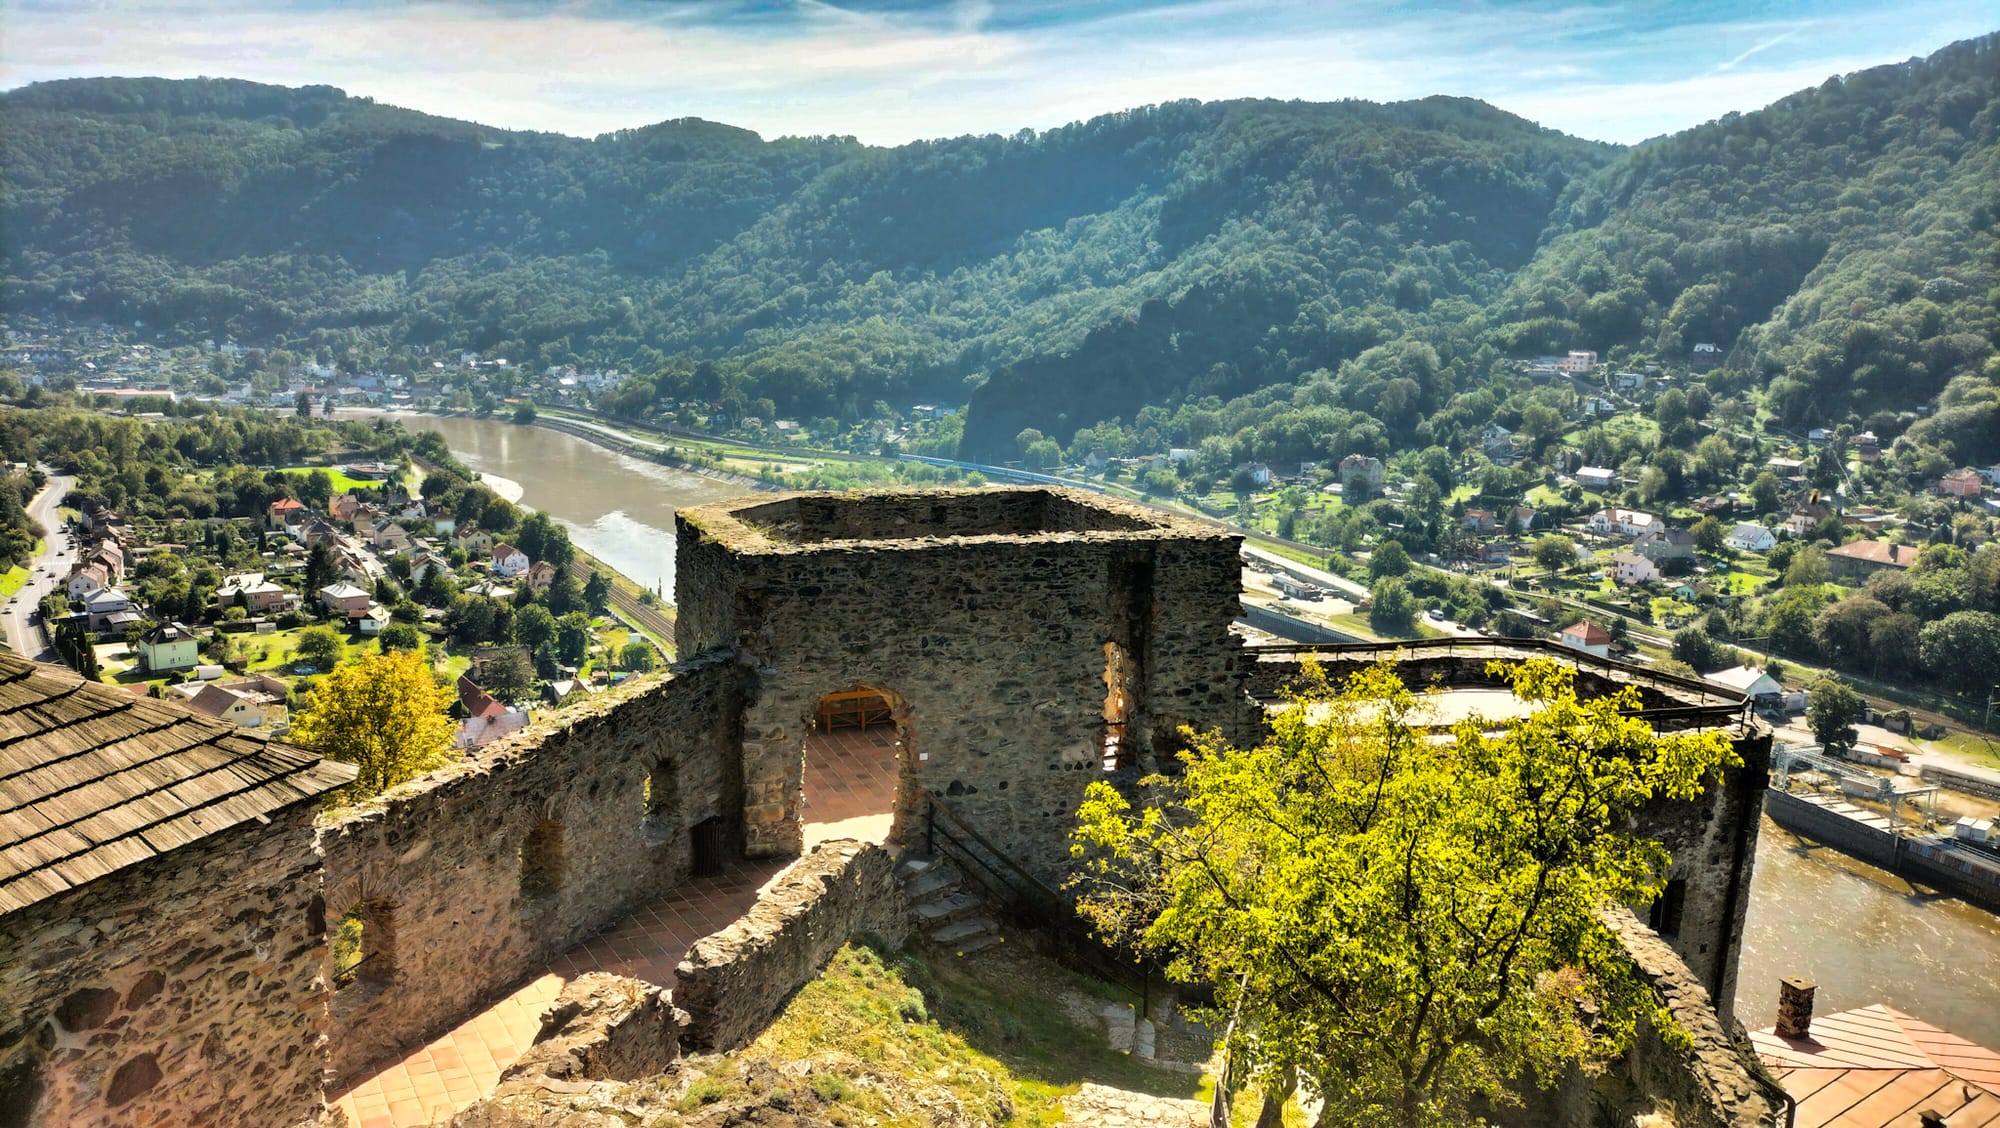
[
  {"xmin": 0, "ymin": 565, "xmax": 28, "ymax": 599},
  {"xmin": 276, "ymin": 466, "xmax": 377, "ymax": 492},
  {"xmin": 1329, "ymin": 612, "xmax": 1447, "ymax": 642}
]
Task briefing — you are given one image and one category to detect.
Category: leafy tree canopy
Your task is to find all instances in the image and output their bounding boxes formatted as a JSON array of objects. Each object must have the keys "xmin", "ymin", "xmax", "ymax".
[
  {"xmin": 1073, "ymin": 659, "xmax": 1740, "ymax": 1127},
  {"xmin": 291, "ymin": 650, "xmax": 455, "ymax": 796}
]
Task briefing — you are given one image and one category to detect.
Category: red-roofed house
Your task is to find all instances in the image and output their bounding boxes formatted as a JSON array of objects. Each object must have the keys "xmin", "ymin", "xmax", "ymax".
[
  {"xmin": 454, "ymin": 674, "xmax": 529, "ymax": 748},
  {"xmin": 1828, "ymin": 539, "xmax": 1921, "ymax": 581},
  {"xmin": 267, "ymin": 497, "xmax": 306, "ymax": 530},
  {"xmin": 1556, "ymin": 620, "xmax": 1612, "ymax": 659},
  {"xmin": 526, "ymin": 560, "xmax": 557, "ymax": 590}
]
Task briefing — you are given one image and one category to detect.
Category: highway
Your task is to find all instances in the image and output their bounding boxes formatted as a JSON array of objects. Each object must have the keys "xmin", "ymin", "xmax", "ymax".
[{"xmin": 2, "ymin": 473, "xmax": 74, "ymax": 661}]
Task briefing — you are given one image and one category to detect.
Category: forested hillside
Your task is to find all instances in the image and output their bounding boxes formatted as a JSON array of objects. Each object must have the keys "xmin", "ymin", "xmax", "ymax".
[{"xmin": 2, "ymin": 34, "xmax": 1996, "ymax": 466}]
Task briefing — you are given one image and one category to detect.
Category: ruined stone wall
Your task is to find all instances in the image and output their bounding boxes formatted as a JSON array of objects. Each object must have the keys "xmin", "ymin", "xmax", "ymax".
[
  {"xmin": 318, "ymin": 655, "xmax": 744, "ymax": 1083},
  {"xmin": 0, "ymin": 805, "xmax": 329, "ymax": 1128},
  {"xmin": 1510, "ymin": 910, "xmax": 1782, "ymax": 1128},
  {"xmin": 675, "ymin": 840, "xmax": 907, "ymax": 1052},
  {"xmin": 1245, "ymin": 648, "xmax": 1736, "ymax": 717},
  {"xmin": 676, "ymin": 489, "xmax": 1248, "ymax": 879},
  {"xmin": 1637, "ymin": 726, "xmax": 1770, "ymax": 1022}
]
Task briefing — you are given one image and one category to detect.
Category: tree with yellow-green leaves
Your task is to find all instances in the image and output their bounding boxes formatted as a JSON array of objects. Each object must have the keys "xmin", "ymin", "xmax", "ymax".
[
  {"xmin": 1071, "ymin": 658, "xmax": 1740, "ymax": 1128},
  {"xmin": 291, "ymin": 649, "xmax": 456, "ymax": 797}
]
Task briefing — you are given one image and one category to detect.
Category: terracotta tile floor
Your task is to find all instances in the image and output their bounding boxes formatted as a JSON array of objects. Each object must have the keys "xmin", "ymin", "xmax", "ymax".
[
  {"xmin": 331, "ymin": 726, "xmax": 902, "ymax": 1127},
  {"xmin": 331, "ymin": 857, "xmax": 790, "ymax": 1128},
  {"xmin": 801, "ymin": 724, "xmax": 901, "ymax": 848}
]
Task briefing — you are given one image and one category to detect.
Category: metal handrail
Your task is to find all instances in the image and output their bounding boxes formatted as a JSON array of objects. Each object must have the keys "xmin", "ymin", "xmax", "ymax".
[{"xmin": 922, "ymin": 793, "xmax": 1152, "ymax": 1005}]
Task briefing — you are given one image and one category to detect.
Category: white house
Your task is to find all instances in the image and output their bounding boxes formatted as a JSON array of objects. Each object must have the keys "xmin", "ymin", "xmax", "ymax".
[
  {"xmin": 1610, "ymin": 553, "xmax": 1660, "ymax": 586},
  {"xmin": 1577, "ymin": 467, "xmax": 1620, "ymax": 492},
  {"xmin": 1727, "ymin": 523, "xmax": 1776, "ymax": 553},
  {"xmin": 1481, "ymin": 423, "xmax": 1515, "ymax": 456},
  {"xmin": 1586, "ymin": 508, "xmax": 1660, "ymax": 538},
  {"xmin": 1556, "ymin": 621, "xmax": 1613, "ymax": 659},
  {"xmin": 1705, "ymin": 664, "xmax": 1783, "ymax": 705},
  {"xmin": 1556, "ymin": 350, "xmax": 1599, "ymax": 375},
  {"xmin": 66, "ymin": 563, "xmax": 110, "ymax": 601},
  {"xmin": 83, "ymin": 587, "xmax": 137, "ymax": 631},
  {"xmin": 491, "ymin": 543, "xmax": 530, "ymax": 578},
  {"xmin": 357, "ymin": 603, "xmax": 394, "ymax": 636}
]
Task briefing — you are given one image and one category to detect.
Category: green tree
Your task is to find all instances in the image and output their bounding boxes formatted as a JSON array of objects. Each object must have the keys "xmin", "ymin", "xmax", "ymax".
[
  {"xmin": 377, "ymin": 621, "xmax": 424, "ymax": 654},
  {"xmin": 1531, "ymin": 534, "xmax": 1578, "ymax": 574},
  {"xmin": 516, "ymin": 511, "xmax": 574, "ymax": 568},
  {"xmin": 1807, "ymin": 675, "xmax": 1864, "ymax": 754},
  {"xmin": 512, "ymin": 400, "xmax": 538, "ymax": 425},
  {"xmin": 291, "ymin": 650, "xmax": 455, "ymax": 797},
  {"xmin": 1368, "ymin": 539, "xmax": 1412, "ymax": 579},
  {"xmin": 294, "ymin": 625, "xmax": 344, "ymax": 670},
  {"xmin": 1785, "ymin": 546, "xmax": 1831, "ymax": 587},
  {"xmin": 583, "ymin": 570, "xmax": 612, "ymax": 615},
  {"xmin": 1750, "ymin": 472, "xmax": 1784, "ymax": 517},
  {"xmin": 555, "ymin": 611, "xmax": 591, "ymax": 667},
  {"xmin": 304, "ymin": 540, "xmax": 336, "ymax": 597},
  {"xmin": 1690, "ymin": 516, "xmax": 1726, "ymax": 555},
  {"xmin": 621, "ymin": 640, "xmax": 658, "ymax": 672},
  {"xmin": 482, "ymin": 646, "xmax": 536, "ymax": 702},
  {"xmin": 512, "ymin": 603, "xmax": 557, "ymax": 650},
  {"xmin": 1073, "ymin": 659, "xmax": 1739, "ymax": 1128},
  {"xmin": 1368, "ymin": 577, "xmax": 1416, "ymax": 635},
  {"xmin": 1918, "ymin": 611, "xmax": 2000, "ymax": 694},
  {"xmin": 1672, "ymin": 626, "xmax": 1719, "ymax": 672},
  {"xmin": 298, "ymin": 469, "xmax": 334, "ymax": 507}
]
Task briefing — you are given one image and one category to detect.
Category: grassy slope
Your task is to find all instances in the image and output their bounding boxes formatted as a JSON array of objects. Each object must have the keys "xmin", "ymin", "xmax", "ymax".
[{"xmin": 660, "ymin": 942, "xmax": 1203, "ymax": 1128}]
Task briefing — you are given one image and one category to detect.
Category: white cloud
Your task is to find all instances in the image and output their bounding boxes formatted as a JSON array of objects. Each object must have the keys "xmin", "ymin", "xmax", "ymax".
[{"xmin": 0, "ymin": 0, "xmax": 1991, "ymax": 144}]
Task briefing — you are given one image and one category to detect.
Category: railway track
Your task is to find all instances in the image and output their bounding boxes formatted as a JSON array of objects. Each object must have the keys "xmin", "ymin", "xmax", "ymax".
[{"xmin": 571, "ymin": 554, "xmax": 677, "ymax": 653}]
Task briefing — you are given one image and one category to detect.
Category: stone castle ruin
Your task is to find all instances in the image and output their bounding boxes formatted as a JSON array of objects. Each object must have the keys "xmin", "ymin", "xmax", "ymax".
[{"xmin": 0, "ymin": 487, "xmax": 1782, "ymax": 1127}]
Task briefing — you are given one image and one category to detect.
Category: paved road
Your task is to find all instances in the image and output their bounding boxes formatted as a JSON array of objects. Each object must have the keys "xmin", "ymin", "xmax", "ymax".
[{"xmin": 2, "ymin": 473, "xmax": 74, "ymax": 661}]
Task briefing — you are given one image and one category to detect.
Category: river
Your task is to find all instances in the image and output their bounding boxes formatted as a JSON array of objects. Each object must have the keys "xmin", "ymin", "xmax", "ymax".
[
  {"xmin": 402, "ymin": 413, "xmax": 744, "ymax": 598},
  {"xmin": 401, "ymin": 411, "xmax": 2000, "ymax": 1051}
]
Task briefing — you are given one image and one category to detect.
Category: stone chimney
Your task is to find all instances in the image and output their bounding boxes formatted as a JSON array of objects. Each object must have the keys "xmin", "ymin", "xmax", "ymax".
[{"xmin": 1776, "ymin": 977, "xmax": 1817, "ymax": 1040}]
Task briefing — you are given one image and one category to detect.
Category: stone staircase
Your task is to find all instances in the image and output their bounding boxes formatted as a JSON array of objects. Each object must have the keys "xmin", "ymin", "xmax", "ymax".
[{"xmin": 895, "ymin": 855, "xmax": 1004, "ymax": 956}]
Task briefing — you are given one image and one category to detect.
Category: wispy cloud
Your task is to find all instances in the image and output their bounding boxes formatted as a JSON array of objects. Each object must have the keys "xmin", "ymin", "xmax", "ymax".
[
  {"xmin": 1711, "ymin": 26, "xmax": 1809, "ymax": 74},
  {"xmin": 0, "ymin": 0, "xmax": 1991, "ymax": 144}
]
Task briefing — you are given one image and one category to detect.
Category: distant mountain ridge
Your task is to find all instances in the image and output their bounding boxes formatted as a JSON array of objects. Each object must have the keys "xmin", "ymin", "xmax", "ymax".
[{"xmin": 2, "ymin": 34, "xmax": 1996, "ymax": 463}]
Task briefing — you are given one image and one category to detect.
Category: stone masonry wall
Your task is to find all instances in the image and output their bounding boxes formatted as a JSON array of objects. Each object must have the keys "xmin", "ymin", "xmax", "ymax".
[
  {"xmin": 0, "ymin": 805, "xmax": 329, "ymax": 1128},
  {"xmin": 1636, "ymin": 725, "xmax": 1771, "ymax": 1022},
  {"xmin": 674, "ymin": 840, "xmax": 907, "ymax": 1052},
  {"xmin": 318, "ymin": 655, "xmax": 744, "ymax": 1083},
  {"xmin": 1511, "ymin": 909, "xmax": 1782, "ymax": 1128},
  {"xmin": 676, "ymin": 488, "xmax": 1249, "ymax": 882}
]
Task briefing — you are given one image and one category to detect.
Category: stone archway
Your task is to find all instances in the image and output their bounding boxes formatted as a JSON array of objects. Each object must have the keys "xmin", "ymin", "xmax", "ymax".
[{"xmin": 799, "ymin": 685, "xmax": 917, "ymax": 850}]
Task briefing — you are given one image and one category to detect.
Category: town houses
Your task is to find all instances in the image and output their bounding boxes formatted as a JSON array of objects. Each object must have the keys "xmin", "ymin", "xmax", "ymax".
[{"xmin": 42, "ymin": 457, "xmax": 638, "ymax": 738}]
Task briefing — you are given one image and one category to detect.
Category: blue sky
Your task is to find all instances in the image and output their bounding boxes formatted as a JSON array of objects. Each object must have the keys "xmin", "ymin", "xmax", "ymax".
[{"xmin": 0, "ymin": 0, "xmax": 1991, "ymax": 144}]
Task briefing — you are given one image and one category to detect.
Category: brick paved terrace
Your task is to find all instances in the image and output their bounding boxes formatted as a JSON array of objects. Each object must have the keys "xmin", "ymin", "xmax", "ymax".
[{"xmin": 330, "ymin": 726, "xmax": 901, "ymax": 1127}]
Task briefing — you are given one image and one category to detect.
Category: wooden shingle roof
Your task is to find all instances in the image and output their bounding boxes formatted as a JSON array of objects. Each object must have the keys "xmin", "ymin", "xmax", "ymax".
[{"xmin": 0, "ymin": 653, "xmax": 356, "ymax": 915}]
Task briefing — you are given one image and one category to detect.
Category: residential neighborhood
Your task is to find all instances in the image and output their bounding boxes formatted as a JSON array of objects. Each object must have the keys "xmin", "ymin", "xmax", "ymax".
[{"xmin": 32, "ymin": 453, "xmax": 661, "ymax": 738}]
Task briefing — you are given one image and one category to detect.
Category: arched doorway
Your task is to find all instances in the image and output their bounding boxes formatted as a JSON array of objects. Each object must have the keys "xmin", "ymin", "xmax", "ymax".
[{"xmin": 800, "ymin": 686, "xmax": 913, "ymax": 849}]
